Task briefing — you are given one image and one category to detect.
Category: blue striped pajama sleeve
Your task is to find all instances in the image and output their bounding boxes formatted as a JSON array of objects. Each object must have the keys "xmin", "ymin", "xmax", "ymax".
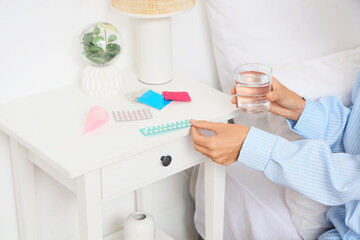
[
  {"xmin": 288, "ymin": 97, "xmax": 351, "ymax": 153},
  {"xmin": 238, "ymin": 127, "xmax": 360, "ymax": 206}
]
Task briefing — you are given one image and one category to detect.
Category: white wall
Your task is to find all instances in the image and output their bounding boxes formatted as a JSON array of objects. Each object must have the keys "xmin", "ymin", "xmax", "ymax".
[{"xmin": 0, "ymin": 0, "xmax": 218, "ymax": 239}]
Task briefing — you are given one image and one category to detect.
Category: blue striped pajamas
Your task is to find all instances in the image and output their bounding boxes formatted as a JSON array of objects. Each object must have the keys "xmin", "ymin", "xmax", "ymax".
[{"xmin": 238, "ymin": 70, "xmax": 360, "ymax": 239}]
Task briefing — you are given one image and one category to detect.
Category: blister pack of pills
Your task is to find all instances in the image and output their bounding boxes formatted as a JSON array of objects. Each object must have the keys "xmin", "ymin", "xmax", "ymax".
[
  {"xmin": 139, "ymin": 120, "xmax": 191, "ymax": 136},
  {"xmin": 113, "ymin": 109, "xmax": 152, "ymax": 122}
]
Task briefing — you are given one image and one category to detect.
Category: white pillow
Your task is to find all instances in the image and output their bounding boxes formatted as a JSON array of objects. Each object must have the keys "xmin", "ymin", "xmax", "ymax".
[
  {"xmin": 206, "ymin": 0, "xmax": 360, "ymax": 95},
  {"xmin": 274, "ymin": 46, "xmax": 360, "ymax": 107}
]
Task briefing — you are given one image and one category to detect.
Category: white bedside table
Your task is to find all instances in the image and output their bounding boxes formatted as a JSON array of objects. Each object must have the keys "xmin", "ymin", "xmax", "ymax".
[{"xmin": 0, "ymin": 67, "xmax": 239, "ymax": 240}]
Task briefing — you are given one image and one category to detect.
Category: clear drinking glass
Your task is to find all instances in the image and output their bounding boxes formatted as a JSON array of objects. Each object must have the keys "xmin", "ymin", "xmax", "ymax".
[{"xmin": 233, "ymin": 63, "xmax": 272, "ymax": 113}]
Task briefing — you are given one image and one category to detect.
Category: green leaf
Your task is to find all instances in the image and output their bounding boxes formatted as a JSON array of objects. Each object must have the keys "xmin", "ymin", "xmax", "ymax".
[
  {"xmin": 83, "ymin": 42, "xmax": 94, "ymax": 52},
  {"xmin": 93, "ymin": 25, "xmax": 100, "ymax": 35},
  {"xmin": 85, "ymin": 54, "xmax": 94, "ymax": 61},
  {"xmin": 90, "ymin": 56, "xmax": 106, "ymax": 64},
  {"xmin": 106, "ymin": 43, "xmax": 120, "ymax": 54},
  {"xmin": 86, "ymin": 46, "xmax": 104, "ymax": 54},
  {"xmin": 84, "ymin": 44, "xmax": 90, "ymax": 52},
  {"xmin": 86, "ymin": 42, "xmax": 95, "ymax": 47},
  {"xmin": 92, "ymin": 36, "xmax": 105, "ymax": 47},
  {"xmin": 104, "ymin": 53, "xmax": 115, "ymax": 62},
  {"xmin": 82, "ymin": 33, "xmax": 93, "ymax": 44},
  {"xmin": 108, "ymin": 34, "xmax": 117, "ymax": 42}
]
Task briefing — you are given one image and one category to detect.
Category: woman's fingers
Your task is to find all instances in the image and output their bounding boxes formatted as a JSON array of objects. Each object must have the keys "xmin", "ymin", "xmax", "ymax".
[
  {"xmin": 192, "ymin": 125, "xmax": 205, "ymax": 136},
  {"xmin": 238, "ymin": 95, "xmax": 267, "ymax": 102},
  {"xmin": 231, "ymin": 96, "xmax": 237, "ymax": 104},
  {"xmin": 230, "ymin": 86, "xmax": 236, "ymax": 95},
  {"xmin": 266, "ymin": 90, "xmax": 281, "ymax": 102},
  {"xmin": 193, "ymin": 143, "xmax": 211, "ymax": 157},
  {"xmin": 271, "ymin": 77, "xmax": 280, "ymax": 89},
  {"xmin": 190, "ymin": 120, "xmax": 223, "ymax": 134},
  {"xmin": 221, "ymin": 160, "xmax": 234, "ymax": 166},
  {"xmin": 231, "ymin": 96, "xmax": 238, "ymax": 108},
  {"xmin": 190, "ymin": 125, "xmax": 213, "ymax": 148}
]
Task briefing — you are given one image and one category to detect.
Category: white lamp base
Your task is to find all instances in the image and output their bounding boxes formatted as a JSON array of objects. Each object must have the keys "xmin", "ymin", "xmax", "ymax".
[
  {"xmin": 136, "ymin": 18, "xmax": 173, "ymax": 85},
  {"xmin": 81, "ymin": 64, "xmax": 122, "ymax": 97}
]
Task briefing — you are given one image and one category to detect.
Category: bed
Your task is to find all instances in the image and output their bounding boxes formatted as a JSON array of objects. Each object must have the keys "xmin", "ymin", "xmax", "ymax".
[{"xmin": 193, "ymin": 1, "xmax": 360, "ymax": 239}]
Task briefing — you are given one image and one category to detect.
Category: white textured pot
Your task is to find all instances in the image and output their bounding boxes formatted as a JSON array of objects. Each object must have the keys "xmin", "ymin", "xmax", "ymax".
[
  {"xmin": 124, "ymin": 211, "xmax": 156, "ymax": 240},
  {"xmin": 81, "ymin": 64, "xmax": 122, "ymax": 97}
]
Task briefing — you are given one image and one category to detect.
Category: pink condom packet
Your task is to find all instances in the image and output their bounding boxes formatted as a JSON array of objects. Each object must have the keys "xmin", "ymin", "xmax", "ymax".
[{"xmin": 162, "ymin": 91, "xmax": 191, "ymax": 102}]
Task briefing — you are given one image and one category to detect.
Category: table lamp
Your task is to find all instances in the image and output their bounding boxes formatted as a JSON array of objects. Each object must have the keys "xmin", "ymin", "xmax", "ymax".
[{"xmin": 112, "ymin": 0, "xmax": 195, "ymax": 85}]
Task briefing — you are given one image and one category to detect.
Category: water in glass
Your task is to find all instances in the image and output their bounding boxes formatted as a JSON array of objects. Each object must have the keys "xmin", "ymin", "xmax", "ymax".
[{"xmin": 236, "ymin": 71, "xmax": 271, "ymax": 113}]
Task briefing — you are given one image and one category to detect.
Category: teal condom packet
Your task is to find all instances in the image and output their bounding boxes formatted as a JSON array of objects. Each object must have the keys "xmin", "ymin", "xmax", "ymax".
[{"xmin": 137, "ymin": 90, "xmax": 172, "ymax": 110}]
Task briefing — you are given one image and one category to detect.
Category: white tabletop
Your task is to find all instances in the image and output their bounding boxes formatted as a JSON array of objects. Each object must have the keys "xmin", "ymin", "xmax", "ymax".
[{"xmin": 0, "ymin": 67, "xmax": 239, "ymax": 178}]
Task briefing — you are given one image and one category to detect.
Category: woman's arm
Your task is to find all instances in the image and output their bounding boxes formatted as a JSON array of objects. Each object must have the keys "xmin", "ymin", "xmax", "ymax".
[
  {"xmin": 232, "ymin": 78, "xmax": 352, "ymax": 151},
  {"xmin": 287, "ymin": 97, "xmax": 350, "ymax": 152},
  {"xmin": 238, "ymin": 127, "xmax": 360, "ymax": 206}
]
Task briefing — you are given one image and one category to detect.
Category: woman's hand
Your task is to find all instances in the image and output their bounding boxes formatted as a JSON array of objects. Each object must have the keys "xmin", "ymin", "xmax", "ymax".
[
  {"xmin": 231, "ymin": 77, "xmax": 306, "ymax": 121},
  {"xmin": 190, "ymin": 119, "xmax": 250, "ymax": 166}
]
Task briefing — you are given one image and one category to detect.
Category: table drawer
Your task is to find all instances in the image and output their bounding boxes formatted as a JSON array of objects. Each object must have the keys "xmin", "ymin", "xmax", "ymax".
[{"xmin": 101, "ymin": 135, "xmax": 204, "ymax": 198}]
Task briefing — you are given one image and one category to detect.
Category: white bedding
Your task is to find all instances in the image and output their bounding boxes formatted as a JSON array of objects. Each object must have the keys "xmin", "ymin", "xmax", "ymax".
[
  {"xmin": 195, "ymin": 160, "xmax": 300, "ymax": 240},
  {"xmin": 194, "ymin": 0, "xmax": 360, "ymax": 239}
]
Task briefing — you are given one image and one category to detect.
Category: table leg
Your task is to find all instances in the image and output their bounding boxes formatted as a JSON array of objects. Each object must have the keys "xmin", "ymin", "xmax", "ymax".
[
  {"xmin": 76, "ymin": 170, "xmax": 102, "ymax": 240},
  {"xmin": 135, "ymin": 185, "xmax": 152, "ymax": 212},
  {"xmin": 204, "ymin": 159, "xmax": 226, "ymax": 240},
  {"xmin": 10, "ymin": 138, "xmax": 37, "ymax": 240}
]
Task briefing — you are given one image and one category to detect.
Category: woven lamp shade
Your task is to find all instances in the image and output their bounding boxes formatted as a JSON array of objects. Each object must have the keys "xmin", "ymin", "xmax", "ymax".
[{"xmin": 112, "ymin": 0, "xmax": 195, "ymax": 16}]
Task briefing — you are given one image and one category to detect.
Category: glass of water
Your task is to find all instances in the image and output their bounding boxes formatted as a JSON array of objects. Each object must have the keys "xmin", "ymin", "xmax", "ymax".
[{"xmin": 233, "ymin": 63, "xmax": 272, "ymax": 113}]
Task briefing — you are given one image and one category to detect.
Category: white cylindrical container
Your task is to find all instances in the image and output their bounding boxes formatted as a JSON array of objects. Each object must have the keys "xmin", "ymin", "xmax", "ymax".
[
  {"xmin": 124, "ymin": 211, "xmax": 156, "ymax": 240},
  {"xmin": 136, "ymin": 18, "xmax": 173, "ymax": 85}
]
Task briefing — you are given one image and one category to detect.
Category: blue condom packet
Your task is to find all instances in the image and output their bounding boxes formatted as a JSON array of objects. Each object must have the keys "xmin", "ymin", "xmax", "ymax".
[{"xmin": 137, "ymin": 90, "xmax": 172, "ymax": 110}]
